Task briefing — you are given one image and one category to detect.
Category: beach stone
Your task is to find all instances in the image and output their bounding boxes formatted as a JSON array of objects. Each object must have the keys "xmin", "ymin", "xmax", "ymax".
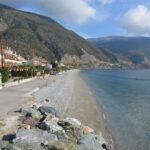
[
  {"xmin": 47, "ymin": 141, "xmax": 76, "ymax": 150},
  {"xmin": 75, "ymin": 127, "xmax": 84, "ymax": 140},
  {"xmin": 47, "ymin": 122, "xmax": 63, "ymax": 133},
  {"xmin": 55, "ymin": 130, "xmax": 69, "ymax": 141},
  {"xmin": 19, "ymin": 124, "xmax": 31, "ymax": 130},
  {"xmin": 38, "ymin": 99, "xmax": 50, "ymax": 107},
  {"xmin": 82, "ymin": 126, "xmax": 94, "ymax": 135},
  {"xmin": 38, "ymin": 121, "xmax": 63, "ymax": 133},
  {"xmin": 77, "ymin": 133, "xmax": 106, "ymax": 150},
  {"xmin": 14, "ymin": 143, "xmax": 45, "ymax": 150},
  {"xmin": 13, "ymin": 128, "xmax": 57, "ymax": 145},
  {"xmin": 39, "ymin": 115, "xmax": 63, "ymax": 133},
  {"xmin": 21, "ymin": 107, "xmax": 43, "ymax": 121},
  {"xmin": 46, "ymin": 118, "xmax": 63, "ymax": 133},
  {"xmin": 57, "ymin": 120, "xmax": 72, "ymax": 129},
  {"xmin": 45, "ymin": 114, "xmax": 59, "ymax": 122},
  {"xmin": 58, "ymin": 120, "xmax": 83, "ymax": 142},
  {"xmin": 38, "ymin": 122, "xmax": 50, "ymax": 130},
  {"xmin": 64, "ymin": 118, "xmax": 82, "ymax": 127},
  {"xmin": 22, "ymin": 116, "xmax": 38, "ymax": 128},
  {"xmin": 38, "ymin": 106, "xmax": 60, "ymax": 117},
  {"xmin": 0, "ymin": 140, "xmax": 16, "ymax": 150}
]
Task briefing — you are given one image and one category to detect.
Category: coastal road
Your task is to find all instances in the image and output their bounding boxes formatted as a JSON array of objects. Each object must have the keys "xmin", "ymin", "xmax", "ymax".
[{"xmin": 0, "ymin": 77, "xmax": 52, "ymax": 116}]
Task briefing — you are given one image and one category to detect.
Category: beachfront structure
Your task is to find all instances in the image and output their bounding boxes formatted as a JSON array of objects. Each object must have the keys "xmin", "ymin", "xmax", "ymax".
[
  {"xmin": 0, "ymin": 47, "xmax": 49, "ymax": 69},
  {"xmin": 0, "ymin": 47, "xmax": 27, "ymax": 68},
  {"xmin": 27, "ymin": 56, "xmax": 48, "ymax": 67}
]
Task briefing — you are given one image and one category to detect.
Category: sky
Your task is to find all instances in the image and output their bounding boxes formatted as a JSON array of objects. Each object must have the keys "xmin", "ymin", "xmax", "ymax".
[{"xmin": 0, "ymin": 0, "xmax": 150, "ymax": 38}]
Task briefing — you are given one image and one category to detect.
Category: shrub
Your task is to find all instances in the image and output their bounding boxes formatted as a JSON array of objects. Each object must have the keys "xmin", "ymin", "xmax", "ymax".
[{"xmin": 1, "ymin": 68, "xmax": 9, "ymax": 83}]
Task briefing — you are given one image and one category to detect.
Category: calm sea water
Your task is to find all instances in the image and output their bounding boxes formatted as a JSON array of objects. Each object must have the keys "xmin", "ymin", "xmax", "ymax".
[{"xmin": 80, "ymin": 69, "xmax": 150, "ymax": 150}]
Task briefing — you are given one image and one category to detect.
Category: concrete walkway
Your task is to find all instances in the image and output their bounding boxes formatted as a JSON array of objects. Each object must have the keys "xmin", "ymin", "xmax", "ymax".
[{"xmin": 0, "ymin": 77, "xmax": 52, "ymax": 116}]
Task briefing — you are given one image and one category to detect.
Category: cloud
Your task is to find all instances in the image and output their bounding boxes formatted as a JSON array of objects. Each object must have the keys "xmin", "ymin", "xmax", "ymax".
[
  {"xmin": 121, "ymin": 5, "xmax": 150, "ymax": 35},
  {"xmin": 0, "ymin": 0, "xmax": 96, "ymax": 25},
  {"xmin": 99, "ymin": 0, "xmax": 114, "ymax": 5}
]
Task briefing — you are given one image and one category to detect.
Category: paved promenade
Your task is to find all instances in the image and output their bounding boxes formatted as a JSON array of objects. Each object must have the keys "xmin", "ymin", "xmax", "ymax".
[{"xmin": 0, "ymin": 77, "xmax": 50, "ymax": 116}]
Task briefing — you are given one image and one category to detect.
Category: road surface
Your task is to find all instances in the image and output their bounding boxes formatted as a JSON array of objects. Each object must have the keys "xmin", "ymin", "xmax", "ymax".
[{"xmin": 0, "ymin": 77, "xmax": 51, "ymax": 116}]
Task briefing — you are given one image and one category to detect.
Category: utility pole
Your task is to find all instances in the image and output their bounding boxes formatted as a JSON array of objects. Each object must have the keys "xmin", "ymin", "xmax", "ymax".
[
  {"xmin": 32, "ymin": 48, "xmax": 35, "ymax": 77},
  {"xmin": 0, "ymin": 35, "xmax": 4, "ymax": 69}
]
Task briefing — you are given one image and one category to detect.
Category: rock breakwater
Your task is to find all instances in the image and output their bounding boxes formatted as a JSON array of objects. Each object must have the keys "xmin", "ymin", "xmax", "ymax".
[{"xmin": 0, "ymin": 98, "xmax": 109, "ymax": 150}]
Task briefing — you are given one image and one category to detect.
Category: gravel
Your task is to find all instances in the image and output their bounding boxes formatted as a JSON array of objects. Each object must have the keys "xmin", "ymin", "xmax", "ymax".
[{"xmin": 34, "ymin": 70, "xmax": 75, "ymax": 117}]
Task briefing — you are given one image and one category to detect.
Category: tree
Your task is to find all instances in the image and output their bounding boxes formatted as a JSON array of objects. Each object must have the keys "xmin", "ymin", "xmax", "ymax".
[{"xmin": 1, "ymin": 68, "xmax": 9, "ymax": 83}]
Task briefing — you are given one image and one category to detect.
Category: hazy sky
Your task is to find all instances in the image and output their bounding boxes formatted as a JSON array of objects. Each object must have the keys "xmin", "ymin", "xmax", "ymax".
[{"xmin": 0, "ymin": 0, "xmax": 150, "ymax": 38}]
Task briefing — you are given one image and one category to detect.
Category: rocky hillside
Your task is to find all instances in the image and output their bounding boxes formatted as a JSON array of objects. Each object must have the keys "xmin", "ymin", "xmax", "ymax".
[
  {"xmin": 89, "ymin": 36, "xmax": 150, "ymax": 67},
  {"xmin": 0, "ymin": 4, "xmax": 117, "ymax": 67}
]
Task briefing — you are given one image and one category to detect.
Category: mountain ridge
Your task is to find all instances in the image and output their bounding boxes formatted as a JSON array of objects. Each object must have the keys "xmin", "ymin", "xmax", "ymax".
[
  {"xmin": 0, "ymin": 3, "xmax": 118, "ymax": 68},
  {"xmin": 88, "ymin": 36, "xmax": 150, "ymax": 67}
]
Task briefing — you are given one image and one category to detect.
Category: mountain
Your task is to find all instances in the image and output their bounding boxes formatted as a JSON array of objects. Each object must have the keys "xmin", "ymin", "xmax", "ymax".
[
  {"xmin": 0, "ymin": 4, "xmax": 117, "ymax": 68},
  {"xmin": 88, "ymin": 36, "xmax": 150, "ymax": 67}
]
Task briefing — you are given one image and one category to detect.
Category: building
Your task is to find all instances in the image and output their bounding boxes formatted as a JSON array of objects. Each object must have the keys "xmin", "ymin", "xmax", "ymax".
[
  {"xmin": 27, "ymin": 56, "xmax": 48, "ymax": 67},
  {"xmin": 0, "ymin": 47, "xmax": 27, "ymax": 68}
]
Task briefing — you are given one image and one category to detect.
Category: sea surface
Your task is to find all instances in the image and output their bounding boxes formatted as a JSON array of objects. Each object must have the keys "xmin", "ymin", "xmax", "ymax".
[{"xmin": 80, "ymin": 69, "xmax": 150, "ymax": 150}]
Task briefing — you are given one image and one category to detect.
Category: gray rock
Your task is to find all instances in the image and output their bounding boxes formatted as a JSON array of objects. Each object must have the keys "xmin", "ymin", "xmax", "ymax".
[
  {"xmin": 77, "ymin": 133, "xmax": 106, "ymax": 150},
  {"xmin": 47, "ymin": 141, "xmax": 76, "ymax": 150},
  {"xmin": 0, "ymin": 140, "xmax": 22, "ymax": 150},
  {"xmin": 21, "ymin": 107, "xmax": 43, "ymax": 121},
  {"xmin": 14, "ymin": 143, "xmax": 45, "ymax": 150},
  {"xmin": 55, "ymin": 130, "xmax": 69, "ymax": 141},
  {"xmin": 38, "ymin": 106, "xmax": 60, "ymax": 117},
  {"xmin": 13, "ymin": 129, "xmax": 57, "ymax": 145},
  {"xmin": 58, "ymin": 120, "xmax": 83, "ymax": 143},
  {"xmin": 22, "ymin": 116, "xmax": 38, "ymax": 128},
  {"xmin": 64, "ymin": 118, "xmax": 81, "ymax": 128},
  {"xmin": 38, "ymin": 122, "xmax": 50, "ymax": 130}
]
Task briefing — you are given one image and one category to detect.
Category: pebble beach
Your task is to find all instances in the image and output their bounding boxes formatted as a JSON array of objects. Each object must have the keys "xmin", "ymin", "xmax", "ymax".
[
  {"xmin": 0, "ymin": 70, "xmax": 112, "ymax": 149},
  {"xmin": 34, "ymin": 69, "xmax": 113, "ymax": 148}
]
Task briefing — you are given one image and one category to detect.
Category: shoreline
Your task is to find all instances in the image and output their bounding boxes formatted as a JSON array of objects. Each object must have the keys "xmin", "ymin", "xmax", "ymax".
[
  {"xmin": 0, "ymin": 69, "xmax": 113, "ymax": 149},
  {"xmin": 65, "ymin": 70, "xmax": 114, "ymax": 149}
]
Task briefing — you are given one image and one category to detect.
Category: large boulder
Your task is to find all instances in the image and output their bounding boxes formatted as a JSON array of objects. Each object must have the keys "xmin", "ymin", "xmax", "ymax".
[
  {"xmin": 13, "ymin": 129, "xmax": 57, "ymax": 145},
  {"xmin": 47, "ymin": 141, "xmax": 76, "ymax": 150},
  {"xmin": 22, "ymin": 116, "xmax": 38, "ymax": 128},
  {"xmin": 64, "ymin": 118, "xmax": 82, "ymax": 128},
  {"xmin": 14, "ymin": 143, "xmax": 45, "ymax": 150},
  {"xmin": 0, "ymin": 140, "xmax": 19, "ymax": 150},
  {"xmin": 77, "ymin": 133, "xmax": 106, "ymax": 150},
  {"xmin": 38, "ymin": 106, "xmax": 60, "ymax": 117},
  {"xmin": 38, "ymin": 115, "xmax": 63, "ymax": 133},
  {"xmin": 58, "ymin": 120, "xmax": 83, "ymax": 143},
  {"xmin": 21, "ymin": 107, "xmax": 43, "ymax": 121}
]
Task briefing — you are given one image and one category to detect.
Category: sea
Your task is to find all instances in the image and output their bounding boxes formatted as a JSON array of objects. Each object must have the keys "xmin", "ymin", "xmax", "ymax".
[{"xmin": 80, "ymin": 69, "xmax": 150, "ymax": 150}]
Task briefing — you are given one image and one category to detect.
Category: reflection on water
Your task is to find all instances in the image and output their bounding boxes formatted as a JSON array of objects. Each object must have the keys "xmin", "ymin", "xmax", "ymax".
[{"xmin": 81, "ymin": 69, "xmax": 150, "ymax": 150}]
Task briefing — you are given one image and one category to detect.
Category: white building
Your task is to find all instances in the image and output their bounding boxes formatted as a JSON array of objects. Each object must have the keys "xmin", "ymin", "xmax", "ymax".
[
  {"xmin": 0, "ymin": 47, "xmax": 27, "ymax": 68},
  {"xmin": 27, "ymin": 56, "xmax": 48, "ymax": 67}
]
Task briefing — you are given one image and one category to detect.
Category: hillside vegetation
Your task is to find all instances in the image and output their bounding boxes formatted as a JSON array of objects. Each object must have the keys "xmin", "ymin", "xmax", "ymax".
[
  {"xmin": 0, "ymin": 4, "xmax": 117, "ymax": 66},
  {"xmin": 89, "ymin": 36, "xmax": 150, "ymax": 67}
]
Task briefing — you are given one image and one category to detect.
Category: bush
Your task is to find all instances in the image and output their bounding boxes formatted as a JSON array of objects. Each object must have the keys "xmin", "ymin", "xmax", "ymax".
[
  {"xmin": 58, "ymin": 66, "xmax": 67, "ymax": 72},
  {"xmin": 1, "ymin": 68, "xmax": 9, "ymax": 83}
]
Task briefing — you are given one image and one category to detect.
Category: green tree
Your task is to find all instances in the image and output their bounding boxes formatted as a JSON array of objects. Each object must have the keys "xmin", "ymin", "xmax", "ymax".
[{"xmin": 1, "ymin": 68, "xmax": 9, "ymax": 83}]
